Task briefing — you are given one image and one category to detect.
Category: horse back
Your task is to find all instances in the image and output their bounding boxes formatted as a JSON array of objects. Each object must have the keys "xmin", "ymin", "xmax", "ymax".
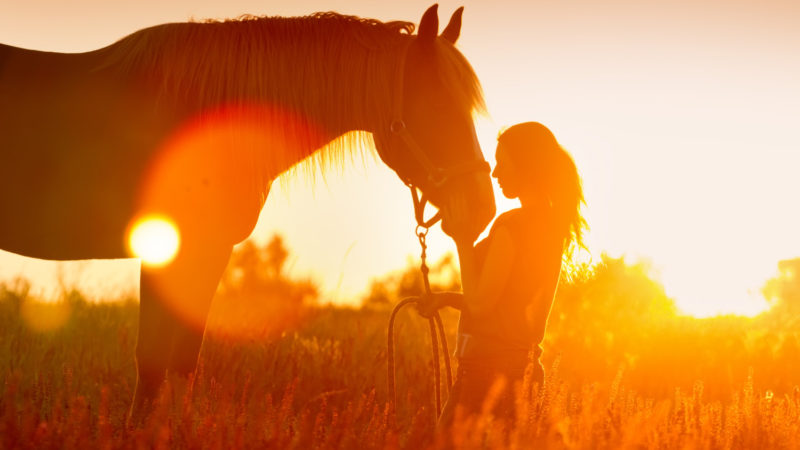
[
  {"xmin": 0, "ymin": 43, "xmax": 12, "ymax": 71},
  {"xmin": 0, "ymin": 44, "xmax": 265, "ymax": 260}
]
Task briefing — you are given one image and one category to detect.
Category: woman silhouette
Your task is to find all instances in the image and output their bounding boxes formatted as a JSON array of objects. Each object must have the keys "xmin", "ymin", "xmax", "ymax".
[{"xmin": 420, "ymin": 121, "xmax": 586, "ymax": 426}]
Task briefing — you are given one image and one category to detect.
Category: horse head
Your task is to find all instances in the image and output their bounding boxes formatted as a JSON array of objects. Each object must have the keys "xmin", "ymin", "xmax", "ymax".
[{"xmin": 373, "ymin": 5, "xmax": 496, "ymax": 242}]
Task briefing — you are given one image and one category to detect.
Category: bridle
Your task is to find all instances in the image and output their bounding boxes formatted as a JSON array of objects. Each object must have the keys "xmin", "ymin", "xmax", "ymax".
[
  {"xmin": 384, "ymin": 40, "xmax": 490, "ymax": 423},
  {"xmin": 386, "ymin": 40, "xmax": 491, "ymax": 230}
]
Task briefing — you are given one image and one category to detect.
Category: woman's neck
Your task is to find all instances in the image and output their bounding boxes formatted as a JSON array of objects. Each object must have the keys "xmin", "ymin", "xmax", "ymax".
[{"xmin": 519, "ymin": 192, "xmax": 549, "ymax": 211}]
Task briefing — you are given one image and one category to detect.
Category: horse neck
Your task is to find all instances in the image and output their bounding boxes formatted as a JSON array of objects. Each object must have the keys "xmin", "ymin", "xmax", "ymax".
[
  {"xmin": 166, "ymin": 32, "xmax": 410, "ymax": 181},
  {"xmin": 238, "ymin": 38, "xmax": 406, "ymax": 178},
  {"xmin": 106, "ymin": 20, "xmax": 411, "ymax": 198}
]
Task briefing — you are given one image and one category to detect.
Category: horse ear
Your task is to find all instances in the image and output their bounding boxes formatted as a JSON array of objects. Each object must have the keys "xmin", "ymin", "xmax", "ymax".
[
  {"xmin": 418, "ymin": 4, "xmax": 439, "ymax": 42},
  {"xmin": 441, "ymin": 7, "xmax": 464, "ymax": 44}
]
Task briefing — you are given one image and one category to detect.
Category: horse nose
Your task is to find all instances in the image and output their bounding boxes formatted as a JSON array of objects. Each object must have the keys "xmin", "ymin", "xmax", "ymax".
[
  {"xmin": 472, "ymin": 171, "xmax": 496, "ymax": 231},
  {"xmin": 454, "ymin": 170, "xmax": 495, "ymax": 238},
  {"xmin": 440, "ymin": 170, "xmax": 496, "ymax": 242}
]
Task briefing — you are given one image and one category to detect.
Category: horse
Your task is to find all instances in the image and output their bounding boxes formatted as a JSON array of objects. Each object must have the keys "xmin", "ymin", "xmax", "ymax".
[{"xmin": 0, "ymin": 4, "xmax": 496, "ymax": 418}]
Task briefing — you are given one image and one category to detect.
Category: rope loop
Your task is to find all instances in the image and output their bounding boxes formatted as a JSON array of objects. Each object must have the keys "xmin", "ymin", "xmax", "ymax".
[
  {"xmin": 387, "ymin": 298, "xmax": 451, "ymax": 426},
  {"xmin": 386, "ymin": 217, "xmax": 453, "ymax": 427}
]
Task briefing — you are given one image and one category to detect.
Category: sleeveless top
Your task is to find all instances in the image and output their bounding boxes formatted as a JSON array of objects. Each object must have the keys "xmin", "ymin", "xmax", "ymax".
[{"xmin": 456, "ymin": 208, "xmax": 563, "ymax": 362}]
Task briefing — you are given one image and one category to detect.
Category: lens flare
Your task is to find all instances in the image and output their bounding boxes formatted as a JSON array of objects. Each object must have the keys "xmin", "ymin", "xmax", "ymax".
[
  {"xmin": 21, "ymin": 299, "xmax": 71, "ymax": 333},
  {"xmin": 128, "ymin": 216, "xmax": 180, "ymax": 267}
]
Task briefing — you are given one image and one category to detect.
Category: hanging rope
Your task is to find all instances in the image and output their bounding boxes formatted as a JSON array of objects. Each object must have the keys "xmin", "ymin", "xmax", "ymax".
[{"xmin": 387, "ymin": 218, "xmax": 452, "ymax": 424}]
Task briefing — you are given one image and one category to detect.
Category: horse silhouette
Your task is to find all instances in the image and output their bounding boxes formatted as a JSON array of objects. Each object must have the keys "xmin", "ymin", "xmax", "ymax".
[{"xmin": 0, "ymin": 4, "xmax": 495, "ymax": 418}]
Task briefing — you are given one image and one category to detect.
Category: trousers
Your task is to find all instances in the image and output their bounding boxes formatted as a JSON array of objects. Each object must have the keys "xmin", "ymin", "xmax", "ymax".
[{"xmin": 437, "ymin": 353, "xmax": 544, "ymax": 429}]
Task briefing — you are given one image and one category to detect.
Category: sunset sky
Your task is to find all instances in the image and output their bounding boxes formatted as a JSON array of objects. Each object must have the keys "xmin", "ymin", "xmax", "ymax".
[{"xmin": 1, "ymin": 0, "xmax": 798, "ymax": 317}]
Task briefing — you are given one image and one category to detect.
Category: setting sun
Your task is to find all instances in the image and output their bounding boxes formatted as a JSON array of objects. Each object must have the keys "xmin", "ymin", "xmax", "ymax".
[{"xmin": 128, "ymin": 216, "xmax": 181, "ymax": 267}]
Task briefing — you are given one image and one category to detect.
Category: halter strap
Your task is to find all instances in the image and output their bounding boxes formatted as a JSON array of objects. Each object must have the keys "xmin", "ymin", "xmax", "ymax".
[
  {"xmin": 390, "ymin": 40, "xmax": 443, "ymax": 178},
  {"xmin": 389, "ymin": 39, "xmax": 491, "ymax": 229},
  {"xmin": 410, "ymin": 184, "xmax": 442, "ymax": 229}
]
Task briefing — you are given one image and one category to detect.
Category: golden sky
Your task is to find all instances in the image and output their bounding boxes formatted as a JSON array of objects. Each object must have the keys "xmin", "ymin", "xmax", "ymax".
[{"xmin": 1, "ymin": 0, "xmax": 799, "ymax": 317}]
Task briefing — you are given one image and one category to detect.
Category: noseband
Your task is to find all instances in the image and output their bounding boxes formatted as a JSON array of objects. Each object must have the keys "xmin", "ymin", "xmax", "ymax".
[{"xmin": 388, "ymin": 40, "xmax": 490, "ymax": 229}]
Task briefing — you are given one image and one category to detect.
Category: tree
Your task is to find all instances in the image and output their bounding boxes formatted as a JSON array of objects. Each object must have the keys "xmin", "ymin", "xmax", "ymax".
[
  {"xmin": 544, "ymin": 254, "xmax": 680, "ymax": 384},
  {"xmin": 361, "ymin": 253, "xmax": 461, "ymax": 308},
  {"xmin": 762, "ymin": 258, "xmax": 800, "ymax": 317},
  {"xmin": 206, "ymin": 235, "xmax": 318, "ymax": 339}
]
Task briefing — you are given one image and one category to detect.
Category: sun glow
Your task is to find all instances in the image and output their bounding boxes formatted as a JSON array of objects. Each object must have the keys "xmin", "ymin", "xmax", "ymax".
[
  {"xmin": 20, "ymin": 299, "xmax": 71, "ymax": 332},
  {"xmin": 128, "ymin": 216, "xmax": 181, "ymax": 267}
]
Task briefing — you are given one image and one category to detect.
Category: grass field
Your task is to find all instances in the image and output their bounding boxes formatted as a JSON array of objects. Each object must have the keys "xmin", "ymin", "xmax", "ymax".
[{"xmin": 2, "ymin": 248, "xmax": 800, "ymax": 448}]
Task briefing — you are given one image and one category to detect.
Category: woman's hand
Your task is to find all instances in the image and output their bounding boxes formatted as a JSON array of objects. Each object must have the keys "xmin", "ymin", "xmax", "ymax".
[
  {"xmin": 416, "ymin": 293, "xmax": 444, "ymax": 318},
  {"xmin": 416, "ymin": 292, "xmax": 465, "ymax": 318}
]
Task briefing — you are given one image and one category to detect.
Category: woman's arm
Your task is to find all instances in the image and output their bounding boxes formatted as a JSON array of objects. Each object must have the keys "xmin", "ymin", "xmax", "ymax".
[
  {"xmin": 416, "ymin": 291, "xmax": 466, "ymax": 317},
  {"xmin": 455, "ymin": 225, "xmax": 515, "ymax": 317},
  {"xmin": 432, "ymin": 196, "xmax": 515, "ymax": 316},
  {"xmin": 416, "ymin": 228, "xmax": 514, "ymax": 317}
]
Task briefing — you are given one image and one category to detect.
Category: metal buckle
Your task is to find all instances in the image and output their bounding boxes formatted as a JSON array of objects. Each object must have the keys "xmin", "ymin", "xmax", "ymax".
[
  {"xmin": 428, "ymin": 168, "xmax": 448, "ymax": 188},
  {"xmin": 390, "ymin": 120, "xmax": 406, "ymax": 134}
]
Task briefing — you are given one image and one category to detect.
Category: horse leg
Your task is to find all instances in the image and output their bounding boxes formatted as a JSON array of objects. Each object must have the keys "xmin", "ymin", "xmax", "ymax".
[
  {"xmin": 128, "ymin": 275, "xmax": 174, "ymax": 424},
  {"xmin": 166, "ymin": 243, "xmax": 232, "ymax": 381},
  {"xmin": 128, "ymin": 238, "xmax": 232, "ymax": 425}
]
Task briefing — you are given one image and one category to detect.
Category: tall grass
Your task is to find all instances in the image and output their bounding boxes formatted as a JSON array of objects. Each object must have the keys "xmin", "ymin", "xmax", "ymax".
[{"xmin": 2, "ymin": 284, "xmax": 800, "ymax": 449}]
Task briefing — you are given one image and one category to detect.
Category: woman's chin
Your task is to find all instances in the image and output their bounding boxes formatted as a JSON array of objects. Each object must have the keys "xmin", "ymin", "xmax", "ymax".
[{"xmin": 501, "ymin": 188, "xmax": 517, "ymax": 199}]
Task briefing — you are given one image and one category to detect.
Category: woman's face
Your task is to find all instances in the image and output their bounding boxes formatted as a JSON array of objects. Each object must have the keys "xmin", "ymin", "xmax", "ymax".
[{"xmin": 492, "ymin": 143, "xmax": 524, "ymax": 199}]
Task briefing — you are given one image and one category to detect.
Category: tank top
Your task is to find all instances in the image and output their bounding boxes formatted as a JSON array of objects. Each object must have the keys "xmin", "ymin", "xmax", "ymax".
[{"xmin": 456, "ymin": 207, "xmax": 563, "ymax": 361}]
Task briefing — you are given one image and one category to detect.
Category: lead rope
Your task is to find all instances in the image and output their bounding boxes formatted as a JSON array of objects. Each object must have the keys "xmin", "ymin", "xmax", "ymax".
[{"xmin": 387, "ymin": 205, "xmax": 453, "ymax": 425}]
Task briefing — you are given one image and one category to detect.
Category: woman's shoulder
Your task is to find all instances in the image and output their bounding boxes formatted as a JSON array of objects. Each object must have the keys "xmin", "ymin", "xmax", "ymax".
[
  {"xmin": 490, "ymin": 209, "xmax": 532, "ymax": 237},
  {"xmin": 474, "ymin": 210, "xmax": 521, "ymax": 256},
  {"xmin": 492, "ymin": 208, "xmax": 525, "ymax": 229},
  {"xmin": 491, "ymin": 207, "xmax": 561, "ymax": 244}
]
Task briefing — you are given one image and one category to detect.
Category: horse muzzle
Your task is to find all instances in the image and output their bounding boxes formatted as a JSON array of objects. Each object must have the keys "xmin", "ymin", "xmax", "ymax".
[{"xmin": 440, "ymin": 170, "xmax": 496, "ymax": 242}]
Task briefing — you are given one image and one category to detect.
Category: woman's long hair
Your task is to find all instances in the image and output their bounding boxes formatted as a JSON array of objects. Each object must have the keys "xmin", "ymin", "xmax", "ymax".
[{"xmin": 497, "ymin": 122, "xmax": 587, "ymax": 258}]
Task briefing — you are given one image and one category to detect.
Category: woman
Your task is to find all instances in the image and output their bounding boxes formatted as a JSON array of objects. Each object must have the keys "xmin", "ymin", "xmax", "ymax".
[{"xmin": 419, "ymin": 121, "xmax": 586, "ymax": 426}]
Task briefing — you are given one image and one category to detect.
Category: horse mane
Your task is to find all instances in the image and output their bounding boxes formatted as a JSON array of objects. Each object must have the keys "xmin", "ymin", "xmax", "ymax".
[{"xmin": 97, "ymin": 12, "xmax": 484, "ymax": 200}]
